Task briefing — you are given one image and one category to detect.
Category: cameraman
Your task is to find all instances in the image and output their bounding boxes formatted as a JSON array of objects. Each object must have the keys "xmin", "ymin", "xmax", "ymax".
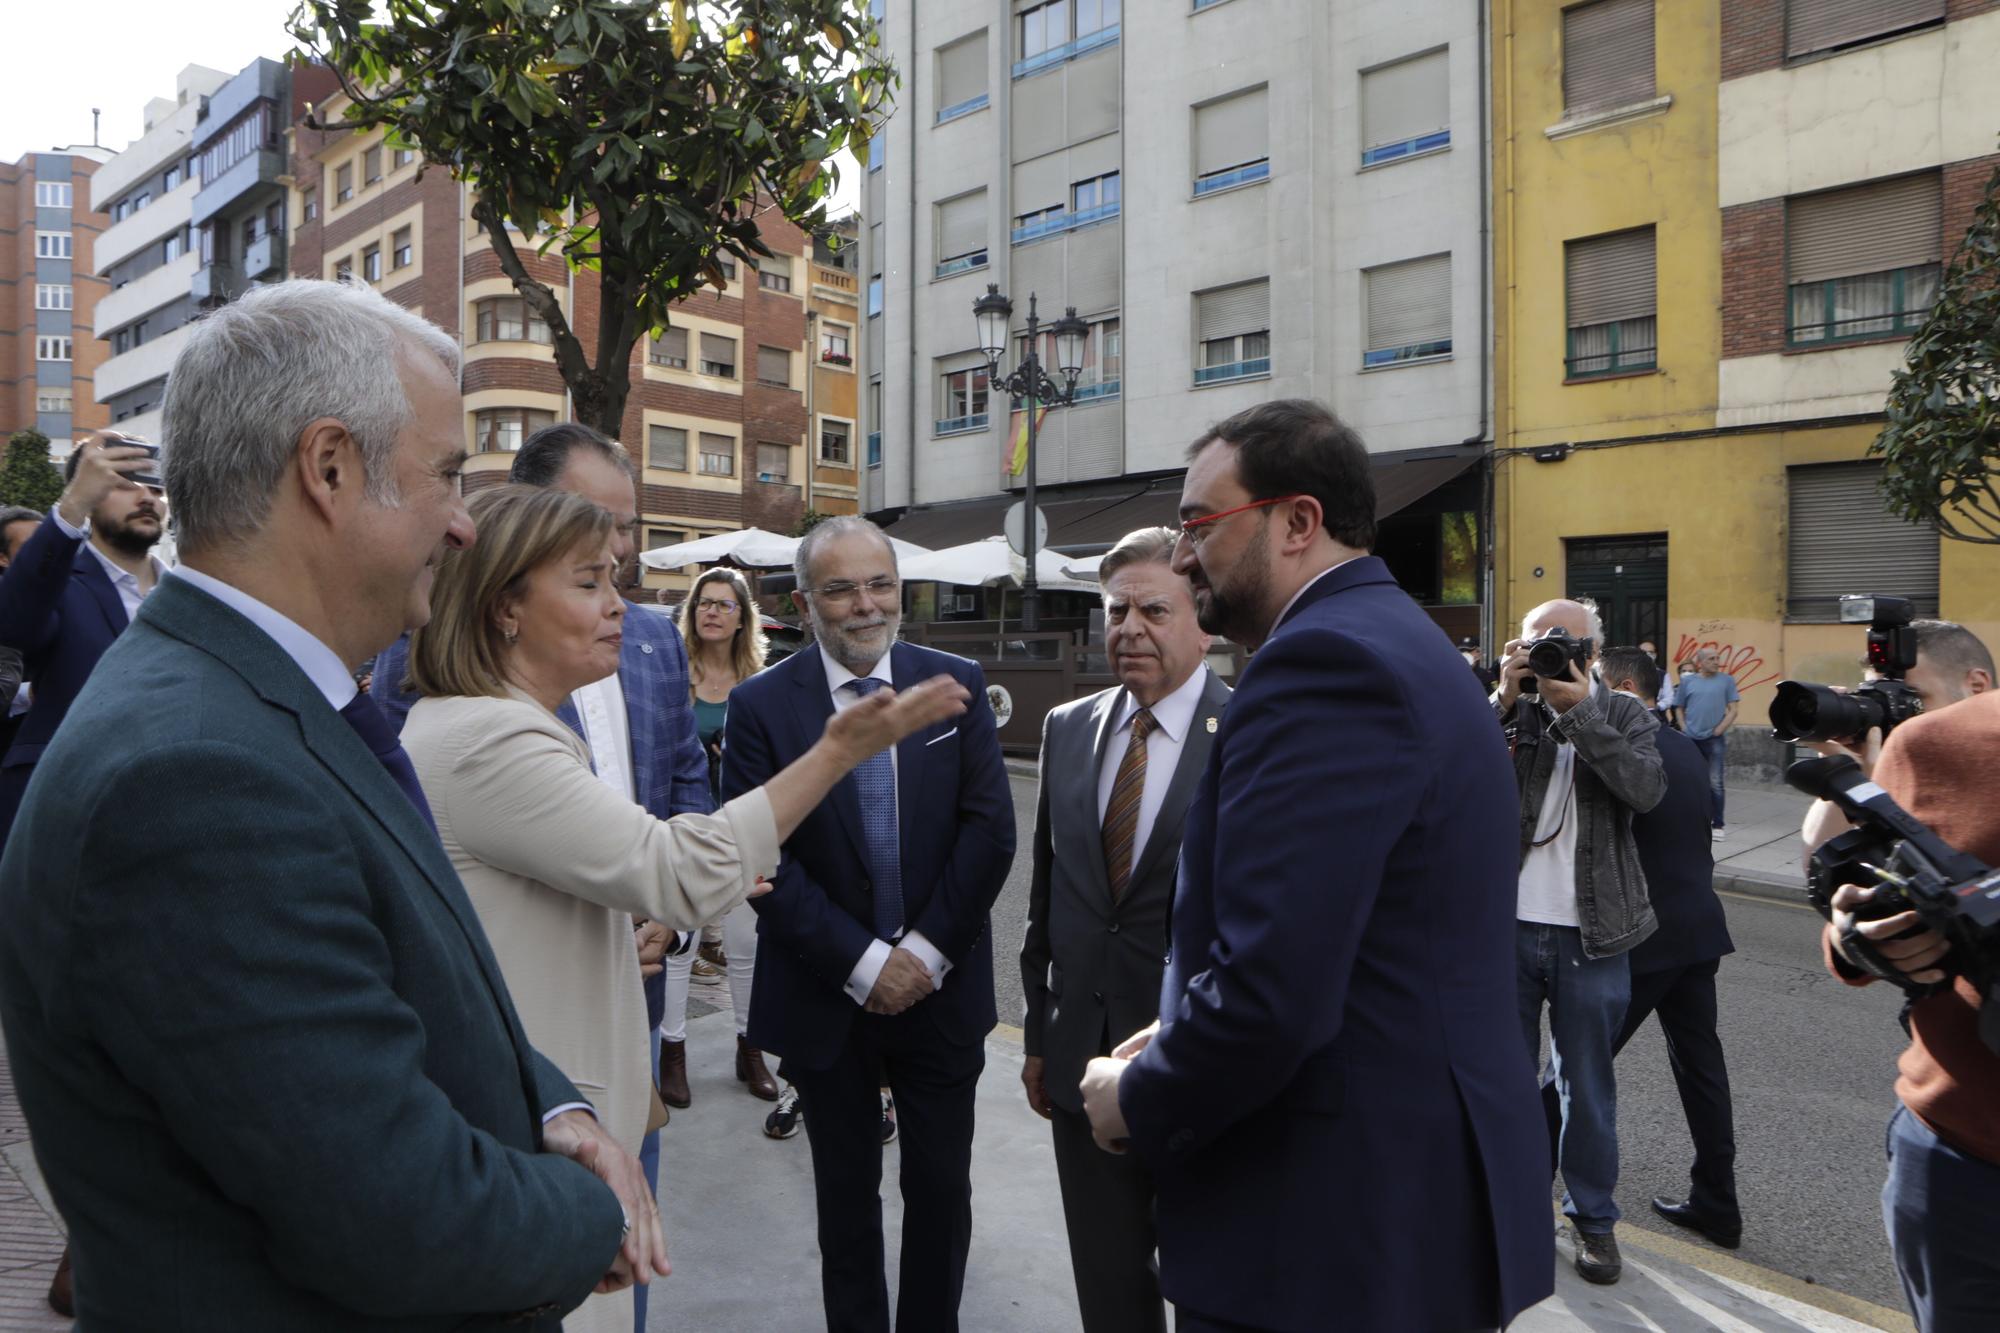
[
  {"xmin": 1803, "ymin": 622, "xmax": 1999, "ymax": 1332},
  {"xmin": 1495, "ymin": 599, "xmax": 1665, "ymax": 1285}
]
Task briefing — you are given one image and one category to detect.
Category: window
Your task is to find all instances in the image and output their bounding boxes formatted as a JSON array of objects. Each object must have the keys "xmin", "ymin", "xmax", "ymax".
[
  {"xmin": 1361, "ymin": 50, "xmax": 1450, "ymax": 167},
  {"xmin": 718, "ymin": 254, "xmax": 737, "ymax": 279},
  {"xmin": 868, "ymin": 380, "xmax": 883, "ymax": 466},
  {"xmin": 1565, "ymin": 227, "xmax": 1657, "ymax": 377},
  {"xmin": 868, "ymin": 129, "xmax": 885, "ymax": 172},
  {"xmin": 757, "ymin": 345, "xmax": 792, "ymax": 387},
  {"xmin": 363, "ymin": 146, "xmax": 383, "ymax": 183},
  {"xmin": 1071, "ymin": 172, "xmax": 1120, "ymax": 220},
  {"xmin": 1020, "ymin": 316, "xmax": 1122, "ymax": 400},
  {"xmin": 1194, "ymin": 88, "xmax": 1270, "ymax": 194},
  {"xmin": 164, "ymin": 163, "xmax": 182, "ymax": 191},
  {"xmin": 867, "ymin": 276, "xmax": 883, "ymax": 317},
  {"xmin": 647, "ymin": 527, "xmax": 687, "ymax": 553},
  {"xmin": 699, "ymin": 432, "xmax": 736, "ymax": 476},
  {"xmin": 334, "ymin": 255, "xmax": 354, "ymax": 281},
  {"xmin": 393, "ymin": 146, "xmax": 416, "ymax": 169},
  {"xmin": 820, "ymin": 323, "xmax": 852, "ymax": 365},
  {"xmin": 36, "ymin": 387, "xmax": 73, "ymax": 414},
  {"xmin": 1017, "ymin": 0, "xmax": 1120, "ymax": 78},
  {"xmin": 242, "ymin": 215, "xmax": 260, "ymax": 251},
  {"xmin": 1561, "ymin": 0, "xmax": 1655, "ymax": 117},
  {"xmin": 1013, "ymin": 203, "xmax": 1066, "ymax": 243},
  {"xmin": 756, "ymin": 443, "xmax": 791, "ymax": 483},
  {"xmin": 196, "ymin": 102, "xmax": 274, "ymax": 185},
  {"xmin": 937, "ymin": 31, "xmax": 990, "ymax": 122},
  {"xmin": 1194, "ymin": 281, "xmax": 1270, "ymax": 384},
  {"xmin": 1786, "ymin": 173, "xmax": 1941, "ymax": 347},
  {"xmin": 392, "ymin": 226, "xmax": 413, "ymax": 270},
  {"xmin": 937, "ymin": 366, "xmax": 990, "ymax": 434},
  {"xmin": 302, "ymin": 187, "xmax": 318, "ymax": 221},
  {"xmin": 163, "ymin": 231, "xmax": 187, "ymax": 262},
  {"xmin": 1787, "ymin": 463, "xmax": 1939, "ymax": 621},
  {"xmin": 336, "ymin": 163, "xmax": 354, "ymax": 203},
  {"xmin": 820, "ymin": 419, "xmax": 853, "ymax": 464},
  {"xmin": 36, "ymin": 232, "xmax": 71, "ymax": 259},
  {"xmin": 1786, "ymin": 0, "xmax": 1942, "ymax": 60},
  {"xmin": 755, "ymin": 256, "xmax": 792, "ymax": 291},
  {"xmin": 362, "ymin": 244, "xmax": 382, "ymax": 283},
  {"xmin": 473, "ymin": 296, "xmax": 552, "ymax": 343},
  {"xmin": 936, "ymin": 191, "xmax": 988, "ymax": 276},
  {"xmin": 35, "ymin": 284, "xmax": 72, "ymax": 310},
  {"xmin": 35, "ymin": 181, "xmax": 72, "ymax": 208},
  {"xmin": 650, "ymin": 327, "xmax": 689, "ymax": 368},
  {"xmin": 36, "ymin": 337, "xmax": 73, "ymax": 362},
  {"xmin": 648, "ymin": 424, "xmax": 688, "ymax": 470},
  {"xmin": 1364, "ymin": 254, "xmax": 1454, "ymax": 368},
  {"xmin": 266, "ymin": 201, "xmax": 285, "ymax": 236},
  {"xmin": 475, "ymin": 408, "xmax": 557, "ymax": 453},
  {"xmin": 700, "ymin": 333, "xmax": 737, "ymax": 378}
]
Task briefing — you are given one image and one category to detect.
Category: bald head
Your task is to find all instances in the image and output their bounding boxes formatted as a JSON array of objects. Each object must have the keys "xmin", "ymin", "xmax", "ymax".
[{"xmin": 1522, "ymin": 599, "xmax": 1603, "ymax": 656}]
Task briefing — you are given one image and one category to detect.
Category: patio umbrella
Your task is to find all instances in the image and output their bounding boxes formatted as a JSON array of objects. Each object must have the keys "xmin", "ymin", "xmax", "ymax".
[
  {"xmin": 640, "ymin": 527, "xmax": 929, "ymax": 571},
  {"xmin": 898, "ymin": 535, "xmax": 1100, "ymax": 593},
  {"xmin": 1058, "ymin": 553, "xmax": 1103, "ymax": 581}
]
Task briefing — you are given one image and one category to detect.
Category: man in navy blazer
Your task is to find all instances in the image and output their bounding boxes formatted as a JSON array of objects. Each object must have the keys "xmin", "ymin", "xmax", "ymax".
[
  {"xmin": 722, "ymin": 516, "xmax": 1014, "ymax": 1333},
  {"xmin": 0, "ymin": 435, "xmax": 168, "ymax": 845},
  {"xmin": 1542, "ymin": 646, "xmax": 1741, "ymax": 1248},
  {"xmin": 1081, "ymin": 400, "xmax": 1552, "ymax": 1332}
]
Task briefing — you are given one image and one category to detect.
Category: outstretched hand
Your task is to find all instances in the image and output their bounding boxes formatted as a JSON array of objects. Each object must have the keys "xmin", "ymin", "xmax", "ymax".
[{"xmin": 825, "ymin": 674, "xmax": 970, "ymax": 764}]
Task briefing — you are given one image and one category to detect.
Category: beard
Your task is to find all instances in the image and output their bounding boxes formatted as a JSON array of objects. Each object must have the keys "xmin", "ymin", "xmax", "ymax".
[
  {"xmin": 97, "ymin": 510, "xmax": 163, "ymax": 558},
  {"xmin": 812, "ymin": 604, "xmax": 900, "ymax": 673},
  {"xmin": 1190, "ymin": 521, "xmax": 1272, "ymax": 645}
]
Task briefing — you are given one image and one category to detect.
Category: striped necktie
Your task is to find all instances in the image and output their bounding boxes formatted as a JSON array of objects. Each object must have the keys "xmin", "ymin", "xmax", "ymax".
[{"xmin": 1101, "ymin": 708, "xmax": 1156, "ymax": 902}]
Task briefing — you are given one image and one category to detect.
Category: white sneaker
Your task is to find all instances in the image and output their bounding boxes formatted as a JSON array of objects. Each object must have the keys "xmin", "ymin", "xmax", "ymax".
[{"xmin": 1712, "ymin": 827, "xmax": 1726, "ymax": 842}]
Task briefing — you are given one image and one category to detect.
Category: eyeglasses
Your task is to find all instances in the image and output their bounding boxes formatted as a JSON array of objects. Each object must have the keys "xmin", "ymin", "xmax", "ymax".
[
  {"xmin": 1176, "ymin": 495, "xmax": 1305, "ymax": 547},
  {"xmin": 805, "ymin": 576, "xmax": 900, "ymax": 605},
  {"xmin": 695, "ymin": 597, "xmax": 740, "ymax": 614}
]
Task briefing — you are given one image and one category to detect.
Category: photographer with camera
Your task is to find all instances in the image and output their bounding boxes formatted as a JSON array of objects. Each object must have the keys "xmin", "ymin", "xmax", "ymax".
[{"xmin": 1495, "ymin": 599, "xmax": 1665, "ymax": 1285}]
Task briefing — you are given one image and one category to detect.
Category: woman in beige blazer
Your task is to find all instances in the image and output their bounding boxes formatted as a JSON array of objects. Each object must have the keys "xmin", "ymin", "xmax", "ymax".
[{"xmin": 400, "ymin": 485, "xmax": 965, "ymax": 1332}]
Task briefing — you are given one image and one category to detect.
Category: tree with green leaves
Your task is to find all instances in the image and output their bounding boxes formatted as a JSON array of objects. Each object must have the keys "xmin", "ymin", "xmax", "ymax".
[
  {"xmin": 1873, "ymin": 158, "xmax": 2000, "ymax": 544},
  {"xmin": 0, "ymin": 431, "xmax": 64, "ymax": 513},
  {"xmin": 288, "ymin": 0, "xmax": 892, "ymax": 437}
]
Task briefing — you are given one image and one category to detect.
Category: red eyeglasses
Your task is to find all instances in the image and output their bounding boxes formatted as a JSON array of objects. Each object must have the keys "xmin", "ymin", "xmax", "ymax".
[{"xmin": 1177, "ymin": 495, "xmax": 1306, "ymax": 546}]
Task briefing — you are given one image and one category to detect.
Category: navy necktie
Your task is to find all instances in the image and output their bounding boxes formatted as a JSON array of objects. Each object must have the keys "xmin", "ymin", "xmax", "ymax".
[
  {"xmin": 843, "ymin": 678, "xmax": 904, "ymax": 940},
  {"xmin": 340, "ymin": 691, "xmax": 440, "ymax": 838}
]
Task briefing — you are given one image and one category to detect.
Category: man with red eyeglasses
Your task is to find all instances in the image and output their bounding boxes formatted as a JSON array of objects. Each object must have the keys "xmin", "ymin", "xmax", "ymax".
[{"xmin": 1078, "ymin": 399, "xmax": 1551, "ymax": 1333}]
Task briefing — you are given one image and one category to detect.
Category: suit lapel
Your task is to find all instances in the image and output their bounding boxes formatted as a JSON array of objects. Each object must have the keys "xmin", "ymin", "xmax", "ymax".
[
  {"xmin": 73, "ymin": 547, "xmax": 129, "ymax": 637},
  {"xmin": 618, "ymin": 605, "xmax": 659, "ymax": 801},
  {"xmin": 791, "ymin": 644, "xmax": 871, "ymax": 867},
  {"xmin": 1128, "ymin": 670, "xmax": 1229, "ymax": 890}
]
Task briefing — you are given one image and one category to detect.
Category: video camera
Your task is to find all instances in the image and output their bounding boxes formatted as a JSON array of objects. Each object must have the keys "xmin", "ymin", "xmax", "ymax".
[
  {"xmin": 1788, "ymin": 753, "xmax": 2000, "ymax": 1055},
  {"xmin": 1768, "ymin": 595, "xmax": 1924, "ymax": 744}
]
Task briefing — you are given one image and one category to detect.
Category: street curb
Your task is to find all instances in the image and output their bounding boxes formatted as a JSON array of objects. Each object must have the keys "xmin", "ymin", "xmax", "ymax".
[{"xmin": 1714, "ymin": 869, "xmax": 1811, "ymax": 908}]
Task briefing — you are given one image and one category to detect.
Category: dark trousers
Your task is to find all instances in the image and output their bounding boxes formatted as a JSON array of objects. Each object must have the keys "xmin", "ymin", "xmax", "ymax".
[
  {"xmin": 786, "ymin": 1010, "xmax": 984, "ymax": 1333},
  {"xmin": 1543, "ymin": 957, "xmax": 1739, "ymax": 1220},
  {"xmin": 1883, "ymin": 1104, "xmax": 2000, "ymax": 1332},
  {"xmin": 1051, "ymin": 1103, "xmax": 1167, "ymax": 1333},
  {"xmin": 1690, "ymin": 735, "xmax": 1727, "ymax": 827}
]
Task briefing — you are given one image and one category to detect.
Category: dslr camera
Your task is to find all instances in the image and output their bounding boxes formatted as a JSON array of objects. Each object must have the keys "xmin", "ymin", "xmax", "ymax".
[
  {"xmin": 1768, "ymin": 595, "xmax": 1924, "ymax": 744},
  {"xmin": 1517, "ymin": 628, "xmax": 1592, "ymax": 695}
]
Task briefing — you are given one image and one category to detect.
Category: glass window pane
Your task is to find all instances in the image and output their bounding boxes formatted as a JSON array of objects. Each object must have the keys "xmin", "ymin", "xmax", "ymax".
[{"xmin": 1788, "ymin": 285, "xmax": 1824, "ymax": 341}]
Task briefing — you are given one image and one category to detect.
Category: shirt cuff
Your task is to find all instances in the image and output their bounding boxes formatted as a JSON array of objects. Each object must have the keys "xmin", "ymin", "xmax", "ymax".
[
  {"xmin": 844, "ymin": 938, "xmax": 893, "ymax": 1007},
  {"xmin": 48, "ymin": 505, "xmax": 86, "ymax": 540},
  {"xmin": 900, "ymin": 929, "xmax": 952, "ymax": 988},
  {"xmin": 541, "ymin": 1101, "xmax": 595, "ymax": 1125}
]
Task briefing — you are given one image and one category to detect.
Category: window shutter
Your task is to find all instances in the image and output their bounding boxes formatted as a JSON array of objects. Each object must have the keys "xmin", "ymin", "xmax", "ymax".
[
  {"xmin": 1197, "ymin": 280, "xmax": 1270, "ymax": 342},
  {"xmin": 1194, "ymin": 88, "xmax": 1269, "ymax": 177},
  {"xmin": 757, "ymin": 443, "xmax": 790, "ymax": 480},
  {"xmin": 1787, "ymin": 463, "xmax": 1939, "ymax": 620},
  {"xmin": 1787, "ymin": 173, "xmax": 1941, "ymax": 285},
  {"xmin": 1012, "ymin": 153, "xmax": 1069, "ymax": 215},
  {"xmin": 1786, "ymin": 0, "xmax": 1942, "ymax": 59},
  {"xmin": 938, "ymin": 31, "xmax": 988, "ymax": 109},
  {"xmin": 702, "ymin": 332, "xmax": 736, "ymax": 366},
  {"xmin": 648, "ymin": 425, "xmax": 687, "ymax": 470},
  {"xmin": 1362, "ymin": 50, "xmax": 1449, "ymax": 152},
  {"xmin": 1565, "ymin": 227, "xmax": 1657, "ymax": 328},
  {"xmin": 757, "ymin": 345, "xmax": 791, "ymax": 384},
  {"xmin": 657, "ymin": 327, "xmax": 687, "ymax": 360},
  {"xmin": 1365, "ymin": 254, "xmax": 1452, "ymax": 352},
  {"xmin": 1562, "ymin": 0, "xmax": 1655, "ymax": 116},
  {"xmin": 937, "ymin": 192, "xmax": 986, "ymax": 259}
]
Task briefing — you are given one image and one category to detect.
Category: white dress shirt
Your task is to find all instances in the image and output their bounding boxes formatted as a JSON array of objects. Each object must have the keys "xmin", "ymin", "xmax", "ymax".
[
  {"xmin": 1095, "ymin": 665, "xmax": 1211, "ymax": 876},
  {"xmin": 820, "ymin": 649, "xmax": 952, "ymax": 1006},
  {"xmin": 571, "ymin": 672, "xmax": 634, "ymax": 801},
  {"xmin": 50, "ymin": 505, "xmax": 166, "ymax": 625}
]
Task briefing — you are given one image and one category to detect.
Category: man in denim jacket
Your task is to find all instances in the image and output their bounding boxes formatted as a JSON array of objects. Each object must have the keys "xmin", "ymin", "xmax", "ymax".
[{"xmin": 1495, "ymin": 599, "xmax": 1665, "ymax": 1286}]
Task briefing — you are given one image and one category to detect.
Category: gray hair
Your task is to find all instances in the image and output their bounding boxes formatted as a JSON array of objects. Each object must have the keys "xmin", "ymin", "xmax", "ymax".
[
  {"xmin": 161, "ymin": 279, "xmax": 460, "ymax": 555},
  {"xmin": 1097, "ymin": 526, "xmax": 1179, "ymax": 591},
  {"xmin": 794, "ymin": 515, "xmax": 896, "ymax": 591}
]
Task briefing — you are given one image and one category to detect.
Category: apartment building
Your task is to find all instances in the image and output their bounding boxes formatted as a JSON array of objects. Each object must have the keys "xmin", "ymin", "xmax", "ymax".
[
  {"xmin": 805, "ymin": 215, "xmax": 864, "ymax": 519},
  {"xmin": 1492, "ymin": 0, "xmax": 2000, "ymax": 777},
  {"xmin": 2, "ymin": 146, "xmax": 112, "ymax": 452}
]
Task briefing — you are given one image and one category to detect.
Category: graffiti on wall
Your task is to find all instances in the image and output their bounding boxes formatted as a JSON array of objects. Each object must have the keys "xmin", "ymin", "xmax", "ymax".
[{"xmin": 1671, "ymin": 620, "xmax": 1782, "ymax": 691}]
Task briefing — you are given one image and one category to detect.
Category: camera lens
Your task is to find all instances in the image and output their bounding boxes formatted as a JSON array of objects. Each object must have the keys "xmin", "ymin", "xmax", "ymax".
[
  {"xmin": 1768, "ymin": 681, "xmax": 1884, "ymax": 743},
  {"xmin": 1526, "ymin": 640, "xmax": 1570, "ymax": 679}
]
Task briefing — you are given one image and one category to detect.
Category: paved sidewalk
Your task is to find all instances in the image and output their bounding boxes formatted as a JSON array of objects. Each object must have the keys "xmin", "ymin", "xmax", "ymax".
[
  {"xmin": 0, "ymin": 1038, "xmax": 66, "ymax": 1332},
  {"xmin": 1712, "ymin": 782, "xmax": 1815, "ymax": 902}
]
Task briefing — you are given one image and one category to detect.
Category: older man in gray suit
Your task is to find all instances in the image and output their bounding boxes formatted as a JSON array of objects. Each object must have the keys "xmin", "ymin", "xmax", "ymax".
[{"xmin": 1021, "ymin": 525, "xmax": 1229, "ymax": 1333}]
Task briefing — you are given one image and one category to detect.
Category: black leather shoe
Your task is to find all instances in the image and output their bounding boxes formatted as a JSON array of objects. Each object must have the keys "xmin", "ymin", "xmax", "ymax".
[
  {"xmin": 1573, "ymin": 1227, "xmax": 1622, "ymax": 1285},
  {"xmin": 1652, "ymin": 1196, "xmax": 1742, "ymax": 1249}
]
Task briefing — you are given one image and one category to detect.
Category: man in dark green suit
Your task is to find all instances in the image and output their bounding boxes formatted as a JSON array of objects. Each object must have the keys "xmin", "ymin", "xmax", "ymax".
[{"xmin": 0, "ymin": 279, "xmax": 666, "ymax": 1329}]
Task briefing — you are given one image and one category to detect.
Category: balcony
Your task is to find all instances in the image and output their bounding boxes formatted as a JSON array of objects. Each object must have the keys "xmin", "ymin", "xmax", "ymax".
[
  {"xmin": 1071, "ymin": 379, "xmax": 1121, "ymax": 403},
  {"xmin": 1192, "ymin": 160, "xmax": 1270, "ymax": 198},
  {"xmin": 243, "ymin": 231, "xmax": 285, "ymax": 280},
  {"xmin": 190, "ymin": 149, "xmax": 283, "ymax": 228},
  {"xmin": 936, "ymin": 251, "xmax": 988, "ymax": 278},
  {"xmin": 1013, "ymin": 24, "xmax": 1119, "ymax": 80},
  {"xmin": 95, "ymin": 251, "xmax": 198, "ymax": 336},
  {"xmin": 934, "ymin": 413, "xmax": 989, "ymax": 436},
  {"xmin": 96, "ymin": 321, "xmax": 194, "ymax": 403},
  {"xmin": 1192, "ymin": 357, "xmax": 1270, "ymax": 386},
  {"xmin": 190, "ymin": 262, "xmax": 235, "ymax": 305},
  {"xmin": 1010, "ymin": 201, "xmax": 1119, "ymax": 246},
  {"xmin": 95, "ymin": 178, "xmax": 197, "ymax": 273}
]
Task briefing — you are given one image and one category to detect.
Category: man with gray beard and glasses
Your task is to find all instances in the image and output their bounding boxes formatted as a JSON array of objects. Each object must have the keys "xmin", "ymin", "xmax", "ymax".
[{"xmin": 720, "ymin": 516, "xmax": 1015, "ymax": 1333}]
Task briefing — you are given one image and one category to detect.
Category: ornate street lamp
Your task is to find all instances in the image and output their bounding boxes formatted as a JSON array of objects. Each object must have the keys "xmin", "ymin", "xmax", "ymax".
[{"xmin": 974, "ymin": 284, "xmax": 1088, "ymax": 631}]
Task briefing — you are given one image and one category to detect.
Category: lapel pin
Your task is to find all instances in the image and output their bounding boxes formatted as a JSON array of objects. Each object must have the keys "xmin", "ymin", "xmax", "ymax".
[
  {"xmin": 640, "ymin": 643, "xmax": 655, "ymax": 655},
  {"xmin": 1205, "ymin": 716, "xmax": 1218, "ymax": 734}
]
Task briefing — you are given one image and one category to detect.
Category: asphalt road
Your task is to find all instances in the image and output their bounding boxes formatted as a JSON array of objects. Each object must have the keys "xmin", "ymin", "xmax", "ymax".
[{"xmin": 984, "ymin": 767, "xmax": 1916, "ymax": 1313}]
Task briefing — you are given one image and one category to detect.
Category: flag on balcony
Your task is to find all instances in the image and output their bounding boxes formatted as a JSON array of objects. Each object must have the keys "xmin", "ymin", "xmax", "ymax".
[{"xmin": 1006, "ymin": 404, "xmax": 1046, "ymax": 477}]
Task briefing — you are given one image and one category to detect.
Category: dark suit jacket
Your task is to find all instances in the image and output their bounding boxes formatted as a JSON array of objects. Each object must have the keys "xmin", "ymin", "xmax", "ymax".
[
  {"xmin": 1627, "ymin": 725, "xmax": 1735, "ymax": 975},
  {"xmin": 0, "ymin": 576, "xmax": 622, "ymax": 1330},
  {"xmin": 1118, "ymin": 557, "xmax": 1553, "ymax": 1333},
  {"xmin": 722, "ymin": 641, "xmax": 1015, "ymax": 1069},
  {"xmin": 1021, "ymin": 670, "xmax": 1229, "ymax": 1114},
  {"xmin": 0, "ymin": 514, "xmax": 128, "ymax": 839}
]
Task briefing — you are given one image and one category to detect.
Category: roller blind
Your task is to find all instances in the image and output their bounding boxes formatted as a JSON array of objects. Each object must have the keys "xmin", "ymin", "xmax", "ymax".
[
  {"xmin": 938, "ymin": 31, "xmax": 988, "ymax": 110},
  {"xmin": 1013, "ymin": 153, "xmax": 1068, "ymax": 214},
  {"xmin": 655, "ymin": 327, "xmax": 687, "ymax": 360},
  {"xmin": 937, "ymin": 192, "xmax": 986, "ymax": 259},
  {"xmin": 1365, "ymin": 254, "xmax": 1452, "ymax": 352},
  {"xmin": 647, "ymin": 425, "xmax": 687, "ymax": 470},
  {"xmin": 1787, "ymin": 463, "xmax": 1939, "ymax": 620},
  {"xmin": 1786, "ymin": 0, "xmax": 1942, "ymax": 59},
  {"xmin": 1197, "ymin": 280, "xmax": 1269, "ymax": 342},
  {"xmin": 757, "ymin": 345, "xmax": 790, "ymax": 384},
  {"xmin": 1787, "ymin": 173, "xmax": 1941, "ymax": 285},
  {"xmin": 701, "ymin": 332, "xmax": 736, "ymax": 367},
  {"xmin": 1565, "ymin": 227, "xmax": 1656, "ymax": 328},
  {"xmin": 1363, "ymin": 50, "xmax": 1448, "ymax": 151},
  {"xmin": 1562, "ymin": 0, "xmax": 1655, "ymax": 116},
  {"xmin": 1194, "ymin": 88, "xmax": 1268, "ymax": 177}
]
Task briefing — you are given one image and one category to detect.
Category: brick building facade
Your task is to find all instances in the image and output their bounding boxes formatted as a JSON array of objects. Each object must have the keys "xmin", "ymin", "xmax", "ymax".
[{"xmin": 1, "ymin": 149, "xmax": 112, "ymax": 451}]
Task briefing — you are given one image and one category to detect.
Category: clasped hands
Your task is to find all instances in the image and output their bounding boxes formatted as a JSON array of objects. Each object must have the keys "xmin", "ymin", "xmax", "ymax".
[
  {"xmin": 865, "ymin": 945, "xmax": 935, "ymax": 1014},
  {"xmin": 541, "ymin": 1109, "xmax": 671, "ymax": 1294}
]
